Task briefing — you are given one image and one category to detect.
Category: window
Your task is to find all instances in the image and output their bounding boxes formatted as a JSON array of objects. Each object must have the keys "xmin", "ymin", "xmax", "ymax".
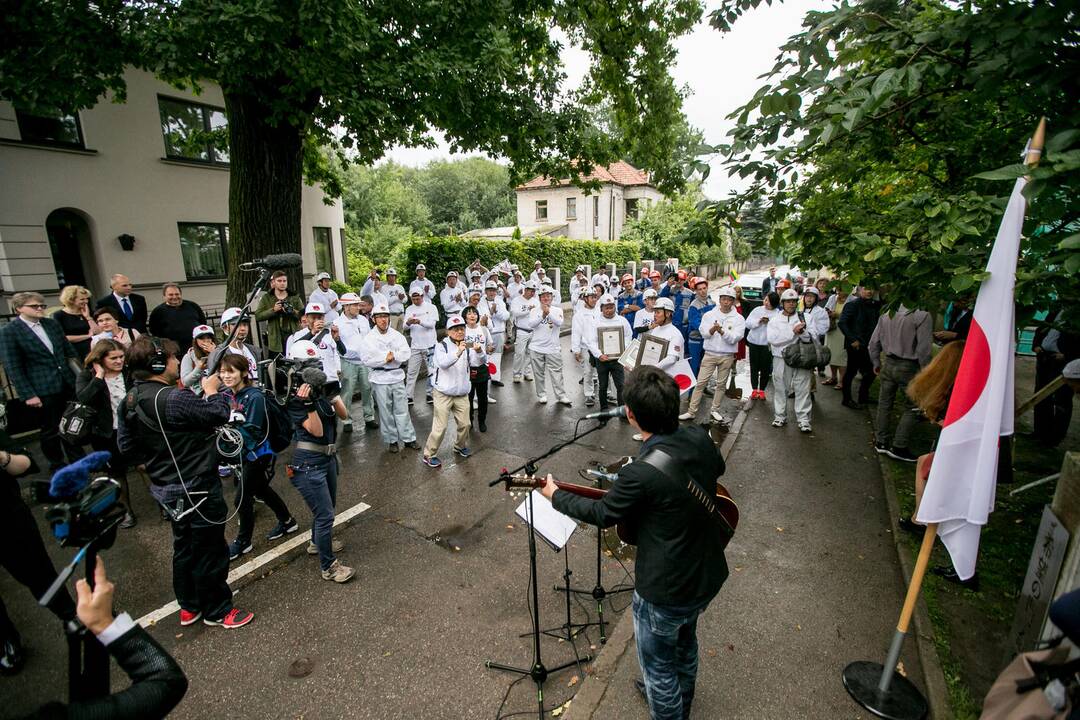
[
  {"xmin": 566, "ymin": 197, "xmax": 577, "ymax": 220},
  {"xmin": 178, "ymin": 223, "xmax": 228, "ymax": 279},
  {"xmin": 535, "ymin": 200, "xmax": 548, "ymax": 222},
  {"xmin": 15, "ymin": 110, "xmax": 84, "ymax": 148},
  {"xmin": 593, "ymin": 196, "xmax": 600, "ymax": 227},
  {"xmin": 625, "ymin": 199, "xmax": 640, "ymax": 220},
  {"xmin": 159, "ymin": 96, "xmax": 229, "ymax": 164},
  {"xmin": 313, "ymin": 227, "xmax": 334, "ymax": 276}
]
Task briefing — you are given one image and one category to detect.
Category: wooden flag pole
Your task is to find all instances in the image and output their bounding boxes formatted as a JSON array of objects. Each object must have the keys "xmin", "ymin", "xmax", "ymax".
[{"xmin": 877, "ymin": 523, "xmax": 939, "ymax": 692}]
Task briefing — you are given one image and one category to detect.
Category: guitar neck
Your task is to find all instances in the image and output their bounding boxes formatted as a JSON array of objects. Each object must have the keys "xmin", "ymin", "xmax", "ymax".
[{"xmin": 551, "ymin": 480, "xmax": 608, "ymax": 500}]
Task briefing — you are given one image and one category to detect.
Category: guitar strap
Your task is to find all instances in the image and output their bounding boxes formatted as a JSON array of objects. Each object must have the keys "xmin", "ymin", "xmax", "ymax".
[{"xmin": 637, "ymin": 448, "xmax": 734, "ymax": 545}]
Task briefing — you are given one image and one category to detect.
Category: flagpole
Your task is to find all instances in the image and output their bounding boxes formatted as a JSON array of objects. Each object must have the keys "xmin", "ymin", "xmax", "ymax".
[{"xmin": 877, "ymin": 523, "xmax": 938, "ymax": 692}]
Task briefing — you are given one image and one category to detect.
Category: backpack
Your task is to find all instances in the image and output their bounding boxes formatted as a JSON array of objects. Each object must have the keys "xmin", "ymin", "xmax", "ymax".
[
  {"xmin": 782, "ymin": 311, "xmax": 831, "ymax": 370},
  {"xmin": 259, "ymin": 388, "xmax": 294, "ymax": 454}
]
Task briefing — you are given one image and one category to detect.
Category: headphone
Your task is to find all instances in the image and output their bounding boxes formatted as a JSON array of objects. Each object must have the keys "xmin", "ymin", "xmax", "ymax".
[{"xmin": 148, "ymin": 338, "xmax": 168, "ymax": 375}]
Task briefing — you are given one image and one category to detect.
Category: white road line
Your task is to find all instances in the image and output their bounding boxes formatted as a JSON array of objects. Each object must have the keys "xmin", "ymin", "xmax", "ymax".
[{"xmin": 136, "ymin": 501, "xmax": 371, "ymax": 628}]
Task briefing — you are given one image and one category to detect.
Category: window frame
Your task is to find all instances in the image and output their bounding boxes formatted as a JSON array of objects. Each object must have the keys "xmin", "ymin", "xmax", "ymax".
[
  {"xmin": 158, "ymin": 94, "xmax": 230, "ymax": 166},
  {"xmin": 625, "ymin": 198, "xmax": 640, "ymax": 220},
  {"xmin": 566, "ymin": 197, "xmax": 577, "ymax": 220},
  {"xmin": 535, "ymin": 200, "xmax": 549, "ymax": 222},
  {"xmin": 177, "ymin": 222, "xmax": 229, "ymax": 280},
  {"xmin": 14, "ymin": 109, "xmax": 86, "ymax": 149},
  {"xmin": 313, "ymin": 226, "xmax": 335, "ymax": 278}
]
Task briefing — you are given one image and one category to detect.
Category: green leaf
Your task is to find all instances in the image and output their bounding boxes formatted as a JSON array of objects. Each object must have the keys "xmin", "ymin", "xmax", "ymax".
[
  {"xmin": 972, "ymin": 164, "xmax": 1026, "ymax": 181},
  {"xmin": 1046, "ymin": 129, "xmax": 1080, "ymax": 154},
  {"xmin": 1066, "ymin": 254, "xmax": 1080, "ymax": 274},
  {"xmin": 951, "ymin": 275, "xmax": 974, "ymax": 292},
  {"xmin": 1059, "ymin": 233, "xmax": 1080, "ymax": 250},
  {"xmin": 871, "ymin": 68, "xmax": 898, "ymax": 98}
]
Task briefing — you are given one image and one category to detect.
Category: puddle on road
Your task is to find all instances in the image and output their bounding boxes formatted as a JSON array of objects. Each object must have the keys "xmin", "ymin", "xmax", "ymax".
[{"xmin": 428, "ymin": 523, "xmax": 485, "ymax": 552}]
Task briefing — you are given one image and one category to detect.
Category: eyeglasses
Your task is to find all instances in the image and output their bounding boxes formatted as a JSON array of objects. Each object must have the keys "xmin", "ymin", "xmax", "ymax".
[{"xmin": 22, "ymin": 304, "xmax": 47, "ymax": 310}]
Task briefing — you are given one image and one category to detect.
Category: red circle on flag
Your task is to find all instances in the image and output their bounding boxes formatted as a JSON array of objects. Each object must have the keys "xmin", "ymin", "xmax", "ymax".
[
  {"xmin": 673, "ymin": 374, "xmax": 693, "ymax": 390},
  {"xmin": 943, "ymin": 318, "xmax": 991, "ymax": 427},
  {"xmin": 487, "ymin": 362, "xmax": 497, "ymax": 375}
]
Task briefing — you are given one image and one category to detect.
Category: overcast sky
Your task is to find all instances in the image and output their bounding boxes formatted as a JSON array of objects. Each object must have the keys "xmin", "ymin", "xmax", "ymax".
[{"xmin": 384, "ymin": 0, "xmax": 832, "ymax": 200}]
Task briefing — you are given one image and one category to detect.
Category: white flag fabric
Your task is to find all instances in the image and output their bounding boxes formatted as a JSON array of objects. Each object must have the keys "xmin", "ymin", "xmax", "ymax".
[
  {"xmin": 914, "ymin": 177, "xmax": 1024, "ymax": 579},
  {"xmin": 664, "ymin": 358, "xmax": 696, "ymax": 396}
]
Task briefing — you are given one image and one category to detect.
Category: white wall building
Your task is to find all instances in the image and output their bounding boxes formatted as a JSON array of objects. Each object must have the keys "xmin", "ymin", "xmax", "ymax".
[
  {"xmin": 513, "ymin": 161, "xmax": 664, "ymax": 241},
  {"xmin": 0, "ymin": 67, "xmax": 345, "ymax": 312}
]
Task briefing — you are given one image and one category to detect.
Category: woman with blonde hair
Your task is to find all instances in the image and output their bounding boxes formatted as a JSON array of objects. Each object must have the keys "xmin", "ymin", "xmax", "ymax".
[
  {"xmin": 56, "ymin": 285, "xmax": 99, "ymax": 359},
  {"xmin": 897, "ymin": 340, "xmax": 966, "ymax": 531}
]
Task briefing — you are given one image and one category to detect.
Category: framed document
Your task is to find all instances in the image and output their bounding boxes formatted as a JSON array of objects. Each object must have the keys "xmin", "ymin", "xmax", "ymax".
[
  {"xmin": 619, "ymin": 338, "xmax": 640, "ymax": 369},
  {"xmin": 636, "ymin": 333, "xmax": 670, "ymax": 368},
  {"xmin": 598, "ymin": 326, "xmax": 625, "ymax": 357}
]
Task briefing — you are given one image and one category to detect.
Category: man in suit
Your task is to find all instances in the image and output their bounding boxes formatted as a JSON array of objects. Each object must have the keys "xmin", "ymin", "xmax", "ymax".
[
  {"xmin": 761, "ymin": 266, "xmax": 780, "ymax": 296},
  {"xmin": 0, "ymin": 292, "xmax": 80, "ymax": 471},
  {"xmin": 95, "ymin": 273, "xmax": 148, "ymax": 334}
]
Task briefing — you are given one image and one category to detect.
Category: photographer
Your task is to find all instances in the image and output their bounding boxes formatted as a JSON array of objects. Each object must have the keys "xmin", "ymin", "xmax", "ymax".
[
  {"xmin": 32, "ymin": 558, "xmax": 188, "ymax": 719},
  {"xmin": 254, "ymin": 270, "xmax": 303, "ymax": 357},
  {"xmin": 217, "ymin": 354, "xmax": 297, "ymax": 560},
  {"xmin": 117, "ymin": 337, "xmax": 254, "ymax": 629},
  {"xmin": 283, "ymin": 340, "xmax": 354, "ymax": 584},
  {"xmin": 0, "ymin": 446, "xmax": 78, "ymax": 675}
]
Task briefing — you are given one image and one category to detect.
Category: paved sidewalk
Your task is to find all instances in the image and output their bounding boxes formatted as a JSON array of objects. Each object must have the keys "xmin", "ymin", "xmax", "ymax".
[{"xmin": 568, "ymin": 379, "xmax": 926, "ymax": 719}]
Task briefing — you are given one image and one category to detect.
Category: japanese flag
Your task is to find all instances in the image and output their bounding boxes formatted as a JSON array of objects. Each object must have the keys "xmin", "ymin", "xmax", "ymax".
[
  {"xmin": 664, "ymin": 359, "xmax": 696, "ymax": 396},
  {"xmin": 914, "ymin": 167, "xmax": 1028, "ymax": 580}
]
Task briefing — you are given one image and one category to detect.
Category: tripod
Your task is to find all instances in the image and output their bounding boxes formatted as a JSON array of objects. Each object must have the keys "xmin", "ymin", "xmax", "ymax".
[
  {"xmin": 535, "ymin": 541, "xmax": 596, "ymax": 643},
  {"xmin": 553, "ymin": 471, "xmax": 632, "ymax": 644},
  {"xmin": 487, "ymin": 421, "xmax": 606, "ymax": 718}
]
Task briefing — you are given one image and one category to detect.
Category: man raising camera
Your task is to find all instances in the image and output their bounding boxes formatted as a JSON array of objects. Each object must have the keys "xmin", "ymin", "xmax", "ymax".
[
  {"xmin": 540, "ymin": 366, "xmax": 728, "ymax": 719},
  {"xmin": 117, "ymin": 337, "xmax": 254, "ymax": 629}
]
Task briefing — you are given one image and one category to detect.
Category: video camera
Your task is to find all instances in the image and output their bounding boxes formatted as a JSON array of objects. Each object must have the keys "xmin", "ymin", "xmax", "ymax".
[
  {"xmin": 274, "ymin": 357, "xmax": 328, "ymax": 400},
  {"xmin": 44, "ymin": 451, "xmax": 125, "ymax": 547}
]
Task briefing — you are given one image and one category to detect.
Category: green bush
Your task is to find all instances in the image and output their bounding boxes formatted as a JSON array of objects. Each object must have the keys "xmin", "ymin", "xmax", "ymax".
[
  {"xmin": 329, "ymin": 279, "xmax": 354, "ymax": 296},
  {"xmin": 400, "ymin": 236, "xmax": 642, "ymax": 295}
]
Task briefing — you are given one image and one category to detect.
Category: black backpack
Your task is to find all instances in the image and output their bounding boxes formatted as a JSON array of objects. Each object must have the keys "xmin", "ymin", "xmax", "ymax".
[{"xmin": 259, "ymin": 389, "xmax": 294, "ymax": 454}]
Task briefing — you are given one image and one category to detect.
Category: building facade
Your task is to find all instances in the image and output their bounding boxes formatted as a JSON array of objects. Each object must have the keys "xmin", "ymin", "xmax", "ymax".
[
  {"xmin": 0, "ymin": 68, "xmax": 345, "ymax": 312},
  {"xmin": 514, "ymin": 161, "xmax": 664, "ymax": 242}
]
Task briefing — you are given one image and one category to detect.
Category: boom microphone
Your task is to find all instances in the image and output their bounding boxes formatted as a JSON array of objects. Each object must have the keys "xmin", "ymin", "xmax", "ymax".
[
  {"xmin": 239, "ymin": 253, "xmax": 303, "ymax": 271},
  {"xmin": 582, "ymin": 405, "xmax": 626, "ymax": 421},
  {"xmin": 49, "ymin": 451, "xmax": 113, "ymax": 499}
]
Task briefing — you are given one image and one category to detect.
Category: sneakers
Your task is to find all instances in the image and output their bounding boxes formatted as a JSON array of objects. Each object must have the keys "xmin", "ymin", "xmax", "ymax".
[
  {"xmin": 365, "ymin": 419, "xmax": 379, "ymax": 429},
  {"xmin": 307, "ymin": 538, "xmax": 344, "ymax": 555},
  {"xmin": 874, "ymin": 442, "xmax": 889, "ymax": 455},
  {"xmin": 524, "ymin": 375, "xmax": 534, "ymax": 382},
  {"xmin": 492, "ymin": 380, "xmax": 505, "ymax": 387},
  {"xmin": 513, "ymin": 375, "xmax": 522, "ymax": 383},
  {"xmin": 799, "ymin": 423, "xmax": 812, "ymax": 434},
  {"xmin": 841, "ymin": 399, "xmax": 863, "ymax": 410},
  {"xmin": 179, "ymin": 609, "xmax": 202, "ymax": 627},
  {"xmin": 771, "ymin": 417, "xmax": 786, "ymax": 428},
  {"xmin": 758, "ymin": 391, "xmax": 767, "ymax": 402},
  {"xmin": 885, "ymin": 446, "xmax": 918, "ymax": 463},
  {"xmin": 404, "ymin": 440, "xmax": 422, "ymax": 450},
  {"xmin": 423, "ymin": 455, "xmax": 442, "ymax": 468},
  {"xmin": 537, "ymin": 395, "xmax": 548, "ymax": 404},
  {"xmin": 488, "ymin": 396, "xmax": 498, "ymax": 404},
  {"xmin": 387, "ymin": 443, "xmax": 400, "ymax": 453},
  {"xmin": 557, "ymin": 396, "xmax": 572, "ymax": 406},
  {"xmin": 321, "ymin": 559, "xmax": 356, "ymax": 583},
  {"xmin": 408, "ymin": 398, "xmax": 414, "ymax": 406},
  {"xmin": 228, "ymin": 539, "xmax": 253, "ymax": 561},
  {"xmin": 678, "ymin": 411, "xmax": 694, "ymax": 421},
  {"xmin": 426, "ymin": 395, "xmax": 434, "ymax": 404},
  {"xmin": 204, "ymin": 608, "xmax": 254, "ymax": 629},
  {"xmin": 266, "ymin": 517, "xmax": 299, "ymax": 541},
  {"xmin": 710, "ymin": 410, "xmax": 725, "ymax": 424},
  {"xmin": 454, "ymin": 446, "xmax": 472, "ymax": 458},
  {"xmin": 585, "ymin": 396, "xmax": 596, "ymax": 407},
  {"xmin": 343, "ymin": 420, "xmax": 354, "ymax": 433}
]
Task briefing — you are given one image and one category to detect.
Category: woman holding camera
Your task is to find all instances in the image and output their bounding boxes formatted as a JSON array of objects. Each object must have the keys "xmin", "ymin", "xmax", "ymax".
[
  {"xmin": 216, "ymin": 354, "xmax": 298, "ymax": 560},
  {"xmin": 180, "ymin": 325, "xmax": 217, "ymax": 395},
  {"xmin": 461, "ymin": 306, "xmax": 492, "ymax": 432},
  {"xmin": 74, "ymin": 339, "xmax": 137, "ymax": 528}
]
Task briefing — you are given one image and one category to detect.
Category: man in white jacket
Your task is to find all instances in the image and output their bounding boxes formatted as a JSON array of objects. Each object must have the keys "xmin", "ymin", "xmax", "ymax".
[
  {"xmin": 403, "ymin": 290, "xmax": 439, "ymax": 405},
  {"xmin": 422, "ymin": 315, "xmax": 473, "ymax": 468},
  {"xmin": 382, "ymin": 268, "xmax": 408, "ymax": 333},
  {"xmin": 334, "ymin": 293, "xmax": 376, "ymax": 432},
  {"xmin": 767, "ymin": 288, "xmax": 820, "ymax": 433},
  {"xmin": 480, "ymin": 281, "xmax": 510, "ymax": 386},
  {"xmin": 523, "ymin": 285, "xmax": 570, "ymax": 405},
  {"xmin": 640, "ymin": 297, "xmax": 684, "ymax": 370},
  {"xmin": 681, "ymin": 286, "xmax": 745, "ymax": 423},
  {"xmin": 440, "ymin": 271, "xmax": 467, "ymax": 317},
  {"xmin": 408, "ymin": 263, "xmax": 437, "ymax": 304},
  {"xmin": 571, "ymin": 288, "xmax": 601, "ymax": 406},
  {"xmin": 510, "ymin": 282, "xmax": 540, "ymax": 382},
  {"xmin": 360, "ymin": 302, "xmax": 417, "ymax": 451}
]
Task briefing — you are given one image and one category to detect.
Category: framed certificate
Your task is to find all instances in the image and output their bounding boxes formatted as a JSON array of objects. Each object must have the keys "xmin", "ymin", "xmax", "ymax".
[
  {"xmin": 619, "ymin": 338, "xmax": 640, "ymax": 369},
  {"xmin": 635, "ymin": 333, "xmax": 670, "ymax": 367},
  {"xmin": 598, "ymin": 327, "xmax": 625, "ymax": 357}
]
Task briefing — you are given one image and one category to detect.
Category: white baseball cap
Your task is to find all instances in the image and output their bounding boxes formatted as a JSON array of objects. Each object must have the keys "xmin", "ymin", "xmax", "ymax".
[
  {"xmin": 371, "ymin": 302, "xmax": 390, "ymax": 316},
  {"xmin": 599, "ymin": 294, "xmax": 616, "ymax": 306},
  {"xmin": 538, "ymin": 285, "xmax": 554, "ymax": 296},
  {"xmin": 1064, "ymin": 359, "xmax": 1080, "ymax": 380},
  {"xmin": 192, "ymin": 324, "xmax": 214, "ymax": 339},
  {"xmin": 803, "ymin": 286, "xmax": 821, "ymax": 298},
  {"xmin": 415, "ymin": 263, "xmax": 426, "ymax": 271},
  {"xmin": 314, "ymin": 272, "xmax": 331, "ymax": 282},
  {"xmin": 220, "ymin": 307, "xmax": 243, "ymax": 325},
  {"xmin": 484, "ymin": 281, "xmax": 498, "ymax": 290},
  {"xmin": 655, "ymin": 297, "xmax": 675, "ymax": 312},
  {"xmin": 339, "ymin": 292, "xmax": 361, "ymax": 304},
  {"xmin": 718, "ymin": 286, "xmax": 736, "ymax": 299},
  {"xmin": 446, "ymin": 270, "xmax": 458, "ymax": 278},
  {"xmin": 575, "ymin": 265, "xmax": 586, "ymax": 273},
  {"xmin": 386, "ymin": 267, "xmax": 398, "ymax": 276},
  {"xmin": 305, "ymin": 302, "xmax": 327, "ymax": 314},
  {"xmin": 287, "ymin": 339, "xmax": 319, "ymax": 360},
  {"xmin": 534, "ymin": 260, "xmax": 543, "ymax": 267},
  {"xmin": 409, "ymin": 288, "xmax": 424, "ymax": 296},
  {"xmin": 523, "ymin": 281, "xmax": 538, "ymax": 291},
  {"xmin": 581, "ymin": 287, "xmax": 598, "ymax": 297},
  {"xmin": 781, "ymin": 289, "xmax": 799, "ymax": 301},
  {"xmin": 642, "ymin": 288, "xmax": 658, "ymax": 299},
  {"xmin": 468, "ymin": 285, "xmax": 483, "ymax": 296},
  {"xmin": 446, "ymin": 315, "xmax": 465, "ymax": 329}
]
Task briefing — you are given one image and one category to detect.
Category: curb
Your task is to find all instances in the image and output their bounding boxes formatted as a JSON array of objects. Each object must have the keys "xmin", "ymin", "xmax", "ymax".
[
  {"xmin": 564, "ymin": 398, "xmax": 753, "ymax": 720},
  {"xmin": 878, "ymin": 456, "xmax": 954, "ymax": 720}
]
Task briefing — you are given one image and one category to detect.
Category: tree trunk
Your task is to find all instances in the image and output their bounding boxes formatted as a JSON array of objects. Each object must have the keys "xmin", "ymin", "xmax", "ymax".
[{"xmin": 223, "ymin": 91, "xmax": 305, "ymax": 308}]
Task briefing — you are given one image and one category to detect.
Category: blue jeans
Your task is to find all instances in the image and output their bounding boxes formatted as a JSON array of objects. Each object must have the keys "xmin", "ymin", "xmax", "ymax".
[
  {"xmin": 288, "ymin": 454, "xmax": 338, "ymax": 571},
  {"xmin": 632, "ymin": 591, "xmax": 711, "ymax": 720}
]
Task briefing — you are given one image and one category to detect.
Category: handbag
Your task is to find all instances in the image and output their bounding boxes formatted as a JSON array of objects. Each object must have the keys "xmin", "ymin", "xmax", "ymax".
[
  {"xmin": 783, "ymin": 312, "xmax": 831, "ymax": 370},
  {"xmin": 58, "ymin": 401, "xmax": 96, "ymax": 443},
  {"xmin": 980, "ymin": 646, "xmax": 1076, "ymax": 719}
]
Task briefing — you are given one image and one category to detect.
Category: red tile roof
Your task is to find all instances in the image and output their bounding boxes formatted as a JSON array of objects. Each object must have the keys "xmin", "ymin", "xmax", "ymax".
[{"xmin": 516, "ymin": 160, "xmax": 653, "ymax": 190}]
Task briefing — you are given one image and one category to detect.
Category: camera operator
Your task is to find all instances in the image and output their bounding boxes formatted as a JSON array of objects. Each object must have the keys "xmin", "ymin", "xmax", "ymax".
[
  {"xmin": 0, "ymin": 445, "xmax": 79, "ymax": 674},
  {"xmin": 117, "ymin": 337, "xmax": 254, "ymax": 629},
  {"xmin": 283, "ymin": 340, "xmax": 354, "ymax": 584},
  {"xmin": 31, "ymin": 558, "xmax": 188, "ymax": 719}
]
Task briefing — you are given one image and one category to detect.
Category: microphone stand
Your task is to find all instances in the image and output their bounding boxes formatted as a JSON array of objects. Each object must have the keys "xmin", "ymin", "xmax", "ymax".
[
  {"xmin": 207, "ymin": 267, "xmax": 272, "ymax": 375},
  {"xmin": 486, "ymin": 420, "xmax": 607, "ymax": 718}
]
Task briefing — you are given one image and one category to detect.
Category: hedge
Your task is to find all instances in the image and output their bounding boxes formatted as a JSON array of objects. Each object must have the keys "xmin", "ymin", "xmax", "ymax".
[{"xmin": 399, "ymin": 236, "xmax": 643, "ymax": 295}]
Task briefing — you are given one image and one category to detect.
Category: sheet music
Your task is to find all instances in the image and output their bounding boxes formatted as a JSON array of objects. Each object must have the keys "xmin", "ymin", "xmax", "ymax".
[{"xmin": 515, "ymin": 491, "xmax": 578, "ymax": 551}]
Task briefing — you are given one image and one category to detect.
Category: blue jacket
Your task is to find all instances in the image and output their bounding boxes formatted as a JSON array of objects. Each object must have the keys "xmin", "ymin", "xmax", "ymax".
[
  {"xmin": 227, "ymin": 385, "xmax": 273, "ymax": 460},
  {"xmin": 687, "ymin": 299, "xmax": 716, "ymax": 341},
  {"xmin": 616, "ymin": 290, "xmax": 643, "ymax": 318}
]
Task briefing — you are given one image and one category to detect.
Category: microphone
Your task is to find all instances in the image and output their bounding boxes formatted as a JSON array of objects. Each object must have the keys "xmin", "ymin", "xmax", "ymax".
[
  {"xmin": 239, "ymin": 253, "xmax": 303, "ymax": 271},
  {"xmin": 300, "ymin": 366, "xmax": 328, "ymax": 388},
  {"xmin": 585, "ymin": 468, "xmax": 619, "ymax": 483},
  {"xmin": 582, "ymin": 405, "xmax": 626, "ymax": 421},
  {"xmin": 49, "ymin": 451, "xmax": 113, "ymax": 499}
]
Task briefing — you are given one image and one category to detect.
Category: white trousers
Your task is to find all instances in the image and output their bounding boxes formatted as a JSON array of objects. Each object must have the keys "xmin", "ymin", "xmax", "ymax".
[
  {"xmin": 532, "ymin": 351, "xmax": 566, "ymax": 399},
  {"xmin": 513, "ymin": 330, "xmax": 533, "ymax": 378},
  {"xmin": 490, "ymin": 332, "xmax": 505, "ymax": 381},
  {"xmin": 771, "ymin": 356, "xmax": 812, "ymax": 425}
]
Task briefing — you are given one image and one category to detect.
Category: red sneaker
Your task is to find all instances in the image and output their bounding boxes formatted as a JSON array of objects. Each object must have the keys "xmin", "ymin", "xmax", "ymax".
[
  {"xmin": 179, "ymin": 609, "xmax": 202, "ymax": 626},
  {"xmin": 203, "ymin": 608, "xmax": 254, "ymax": 629}
]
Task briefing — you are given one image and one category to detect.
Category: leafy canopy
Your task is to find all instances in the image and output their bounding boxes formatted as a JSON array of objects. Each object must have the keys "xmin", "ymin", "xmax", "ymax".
[{"xmin": 708, "ymin": 0, "xmax": 1080, "ymax": 324}]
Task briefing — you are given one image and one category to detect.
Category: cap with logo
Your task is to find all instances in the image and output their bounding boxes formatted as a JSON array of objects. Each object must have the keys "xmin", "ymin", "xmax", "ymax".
[
  {"xmin": 621, "ymin": 273, "xmax": 634, "ymax": 283},
  {"xmin": 692, "ymin": 276, "xmax": 708, "ymax": 288},
  {"xmin": 305, "ymin": 302, "xmax": 327, "ymax": 315},
  {"xmin": 642, "ymin": 288, "xmax": 658, "ymax": 299},
  {"xmin": 484, "ymin": 281, "xmax": 498, "ymax": 290},
  {"xmin": 803, "ymin": 286, "xmax": 821, "ymax": 298},
  {"xmin": 538, "ymin": 285, "xmax": 554, "ymax": 296},
  {"xmin": 220, "ymin": 307, "xmax": 243, "ymax": 325},
  {"xmin": 446, "ymin": 270, "xmax": 458, "ymax": 278},
  {"xmin": 372, "ymin": 302, "xmax": 390, "ymax": 316},
  {"xmin": 581, "ymin": 287, "xmax": 598, "ymax": 297},
  {"xmin": 446, "ymin": 315, "xmax": 466, "ymax": 329},
  {"xmin": 287, "ymin": 339, "xmax": 319, "ymax": 360},
  {"xmin": 415, "ymin": 263, "xmax": 426, "ymax": 271},
  {"xmin": 386, "ymin": 267, "xmax": 398, "ymax": 276},
  {"xmin": 523, "ymin": 280, "xmax": 538, "ymax": 291},
  {"xmin": 192, "ymin": 324, "xmax": 215, "ymax": 339},
  {"xmin": 718, "ymin": 286, "xmax": 736, "ymax": 299},
  {"xmin": 781, "ymin": 289, "xmax": 799, "ymax": 301},
  {"xmin": 599, "ymin": 294, "xmax": 616, "ymax": 306},
  {"xmin": 468, "ymin": 285, "xmax": 483, "ymax": 296},
  {"xmin": 339, "ymin": 292, "xmax": 361, "ymax": 305}
]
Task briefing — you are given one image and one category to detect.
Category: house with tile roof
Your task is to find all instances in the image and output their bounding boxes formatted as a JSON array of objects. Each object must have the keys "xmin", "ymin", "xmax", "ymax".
[{"xmin": 510, "ymin": 160, "xmax": 664, "ymax": 241}]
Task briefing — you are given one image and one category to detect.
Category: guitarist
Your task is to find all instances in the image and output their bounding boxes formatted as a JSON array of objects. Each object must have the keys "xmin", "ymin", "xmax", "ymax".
[{"xmin": 540, "ymin": 366, "xmax": 728, "ymax": 719}]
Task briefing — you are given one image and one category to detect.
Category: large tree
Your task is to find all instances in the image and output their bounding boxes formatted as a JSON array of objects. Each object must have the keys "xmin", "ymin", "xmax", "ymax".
[
  {"xmin": 2, "ymin": 0, "xmax": 701, "ymax": 304},
  {"xmin": 708, "ymin": 0, "xmax": 1079, "ymax": 326}
]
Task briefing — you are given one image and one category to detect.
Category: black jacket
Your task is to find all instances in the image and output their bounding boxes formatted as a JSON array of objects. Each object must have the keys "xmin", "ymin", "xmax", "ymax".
[
  {"xmin": 148, "ymin": 301, "xmax": 207, "ymax": 349},
  {"xmin": 838, "ymin": 296, "xmax": 882, "ymax": 347},
  {"xmin": 75, "ymin": 368, "xmax": 133, "ymax": 438},
  {"xmin": 96, "ymin": 293, "xmax": 148, "ymax": 335},
  {"xmin": 553, "ymin": 425, "xmax": 728, "ymax": 606}
]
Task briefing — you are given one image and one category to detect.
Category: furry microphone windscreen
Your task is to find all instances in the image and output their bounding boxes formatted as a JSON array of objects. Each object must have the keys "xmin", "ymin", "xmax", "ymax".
[{"xmin": 49, "ymin": 451, "xmax": 113, "ymax": 498}]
